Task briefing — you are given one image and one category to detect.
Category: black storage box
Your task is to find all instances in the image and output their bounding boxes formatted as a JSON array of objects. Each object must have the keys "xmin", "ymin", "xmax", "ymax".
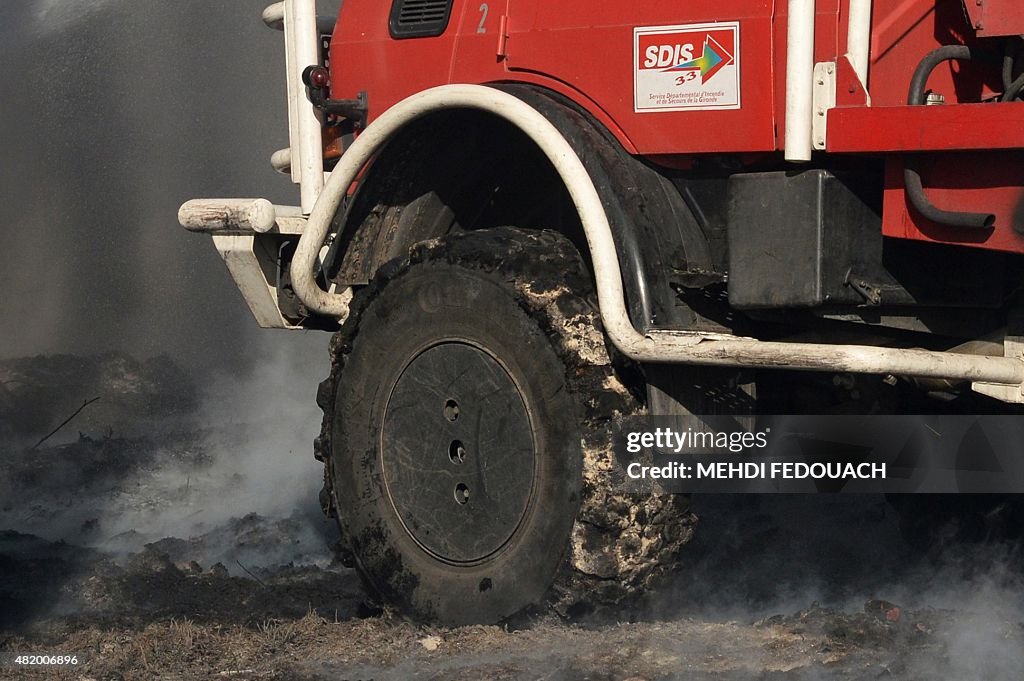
[{"xmin": 726, "ymin": 170, "xmax": 883, "ymax": 309}]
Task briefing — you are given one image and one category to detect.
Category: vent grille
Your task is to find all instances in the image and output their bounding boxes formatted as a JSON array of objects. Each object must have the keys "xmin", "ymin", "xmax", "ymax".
[{"xmin": 389, "ymin": 0, "xmax": 453, "ymax": 38}]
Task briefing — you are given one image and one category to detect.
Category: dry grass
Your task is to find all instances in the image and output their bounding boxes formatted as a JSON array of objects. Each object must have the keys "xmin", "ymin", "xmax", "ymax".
[
  {"xmin": 3, "ymin": 604, "xmax": 1008, "ymax": 681},
  {"xmin": 3, "ymin": 611, "xmax": 439, "ymax": 681}
]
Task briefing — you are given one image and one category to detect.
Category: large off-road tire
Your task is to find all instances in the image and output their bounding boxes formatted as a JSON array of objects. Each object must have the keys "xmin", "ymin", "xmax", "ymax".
[{"xmin": 315, "ymin": 227, "xmax": 695, "ymax": 624}]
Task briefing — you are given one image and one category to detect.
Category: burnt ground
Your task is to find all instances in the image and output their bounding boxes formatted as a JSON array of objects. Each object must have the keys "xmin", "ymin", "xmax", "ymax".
[{"xmin": 1, "ymin": 354, "xmax": 1023, "ymax": 680}]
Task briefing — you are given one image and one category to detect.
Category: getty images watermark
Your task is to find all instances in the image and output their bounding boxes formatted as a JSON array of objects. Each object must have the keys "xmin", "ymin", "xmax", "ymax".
[
  {"xmin": 616, "ymin": 415, "xmax": 1024, "ymax": 493},
  {"xmin": 624, "ymin": 425, "xmax": 886, "ymax": 483}
]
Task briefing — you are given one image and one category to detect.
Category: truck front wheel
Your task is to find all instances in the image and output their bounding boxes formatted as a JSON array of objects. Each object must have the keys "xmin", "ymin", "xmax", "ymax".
[{"xmin": 316, "ymin": 227, "xmax": 695, "ymax": 624}]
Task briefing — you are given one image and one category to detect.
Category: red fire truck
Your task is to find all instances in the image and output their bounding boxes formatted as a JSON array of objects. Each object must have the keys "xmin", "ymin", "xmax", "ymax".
[{"xmin": 180, "ymin": 0, "xmax": 1024, "ymax": 623}]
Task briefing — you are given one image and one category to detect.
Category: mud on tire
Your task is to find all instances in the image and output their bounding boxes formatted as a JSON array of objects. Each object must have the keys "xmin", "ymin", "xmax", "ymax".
[{"xmin": 315, "ymin": 227, "xmax": 695, "ymax": 624}]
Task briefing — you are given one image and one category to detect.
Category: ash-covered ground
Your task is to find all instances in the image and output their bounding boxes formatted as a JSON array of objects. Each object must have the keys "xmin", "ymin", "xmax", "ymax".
[{"xmin": 1, "ymin": 354, "xmax": 1023, "ymax": 681}]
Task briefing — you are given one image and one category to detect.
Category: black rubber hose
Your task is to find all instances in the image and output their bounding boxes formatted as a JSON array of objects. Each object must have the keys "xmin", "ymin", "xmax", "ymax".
[
  {"xmin": 1003, "ymin": 36, "xmax": 1024, "ymax": 101},
  {"xmin": 907, "ymin": 45, "xmax": 973, "ymax": 105},
  {"xmin": 1002, "ymin": 43, "xmax": 1015, "ymax": 92},
  {"xmin": 1004, "ymin": 72, "xmax": 1024, "ymax": 102},
  {"xmin": 904, "ymin": 45, "xmax": 995, "ymax": 229},
  {"xmin": 903, "ymin": 168, "xmax": 995, "ymax": 229}
]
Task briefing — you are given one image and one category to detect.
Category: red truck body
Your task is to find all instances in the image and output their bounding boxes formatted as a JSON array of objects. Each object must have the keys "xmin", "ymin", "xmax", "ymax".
[{"xmin": 330, "ymin": 0, "xmax": 1024, "ymax": 253}]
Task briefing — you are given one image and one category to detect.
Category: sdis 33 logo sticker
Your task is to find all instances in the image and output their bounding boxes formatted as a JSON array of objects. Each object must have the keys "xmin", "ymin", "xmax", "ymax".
[{"xmin": 634, "ymin": 22, "xmax": 740, "ymax": 112}]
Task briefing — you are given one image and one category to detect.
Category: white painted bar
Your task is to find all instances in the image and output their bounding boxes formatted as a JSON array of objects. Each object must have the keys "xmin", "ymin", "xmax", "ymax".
[{"xmin": 785, "ymin": 0, "xmax": 816, "ymax": 161}]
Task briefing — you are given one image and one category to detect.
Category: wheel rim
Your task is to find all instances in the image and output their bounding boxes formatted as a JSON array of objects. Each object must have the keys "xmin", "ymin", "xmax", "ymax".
[{"xmin": 381, "ymin": 340, "xmax": 536, "ymax": 564}]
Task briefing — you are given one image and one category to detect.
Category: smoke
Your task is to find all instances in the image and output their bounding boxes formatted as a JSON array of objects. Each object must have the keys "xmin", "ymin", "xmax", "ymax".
[
  {"xmin": 656, "ymin": 494, "xmax": 1024, "ymax": 679},
  {"xmin": 877, "ymin": 541, "xmax": 1024, "ymax": 680},
  {"xmin": 105, "ymin": 338, "xmax": 335, "ymax": 570},
  {"xmin": 0, "ymin": 0, "xmax": 343, "ymax": 566},
  {"xmin": 31, "ymin": 0, "xmax": 119, "ymax": 35},
  {"xmin": 190, "ymin": 342, "xmax": 329, "ymax": 525},
  {"xmin": 0, "ymin": 339, "xmax": 333, "ymax": 570},
  {"xmin": 0, "ymin": 0, "xmax": 323, "ymax": 372}
]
